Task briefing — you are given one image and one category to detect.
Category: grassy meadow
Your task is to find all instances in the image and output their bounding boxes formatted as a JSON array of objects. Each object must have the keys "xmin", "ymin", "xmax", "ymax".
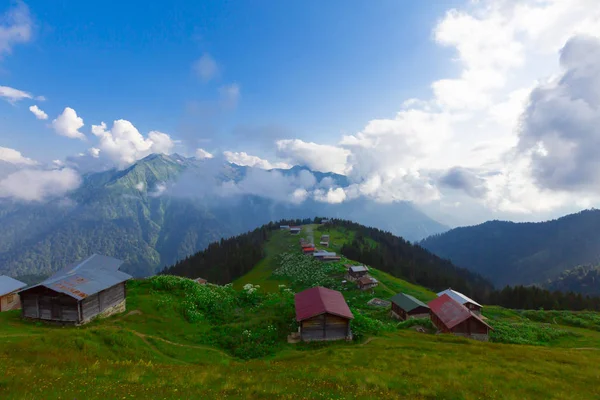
[{"xmin": 1, "ymin": 225, "xmax": 599, "ymax": 399}]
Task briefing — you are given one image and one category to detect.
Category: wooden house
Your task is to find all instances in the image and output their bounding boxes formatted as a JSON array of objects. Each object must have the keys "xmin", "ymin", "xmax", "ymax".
[
  {"xmin": 302, "ymin": 247, "xmax": 316, "ymax": 255},
  {"xmin": 428, "ymin": 294, "xmax": 492, "ymax": 341},
  {"xmin": 346, "ymin": 265, "xmax": 369, "ymax": 280},
  {"xmin": 357, "ymin": 276, "xmax": 378, "ymax": 291},
  {"xmin": 313, "ymin": 250, "xmax": 336, "ymax": 260},
  {"xmin": 319, "ymin": 241, "xmax": 329, "ymax": 247},
  {"xmin": 321, "ymin": 256, "xmax": 341, "ymax": 262},
  {"xmin": 390, "ymin": 293, "xmax": 430, "ymax": 320},
  {"xmin": 0, "ymin": 276, "xmax": 26, "ymax": 312},
  {"xmin": 301, "ymin": 242, "xmax": 315, "ymax": 249},
  {"xmin": 280, "ymin": 225, "xmax": 290, "ymax": 230},
  {"xmin": 290, "ymin": 226, "xmax": 301, "ymax": 235},
  {"xmin": 295, "ymin": 286, "xmax": 354, "ymax": 341},
  {"xmin": 321, "ymin": 235, "xmax": 330, "ymax": 242},
  {"xmin": 437, "ymin": 288, "xmax": 483, "ymax": 315},
  {"xmin": 194, "ymin": 277, "xmax": 208, "ymax": 285},
  {"xmin": 19, "ymin": 254, "xmax": 132, "ymax": 325}
]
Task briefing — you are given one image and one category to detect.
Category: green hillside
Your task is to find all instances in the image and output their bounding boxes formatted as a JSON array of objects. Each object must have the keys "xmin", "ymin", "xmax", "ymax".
[{"xmin": 2, "ymin": 225, "xmax": 600, "ymax": 398}]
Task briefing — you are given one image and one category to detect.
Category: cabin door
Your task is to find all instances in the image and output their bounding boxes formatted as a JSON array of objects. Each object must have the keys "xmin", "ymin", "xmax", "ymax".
[{"xmin": 51, "ymin": 298, "xmax": 62, "ymax": 320}]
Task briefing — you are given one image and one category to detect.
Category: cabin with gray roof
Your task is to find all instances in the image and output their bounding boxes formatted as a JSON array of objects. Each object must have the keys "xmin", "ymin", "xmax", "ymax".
[
  {"xmin": 437, "ymin": 288, "xmax": 483, "ymax": 315},
  {"xmin": 19, "ymin": 254, "xmax": 132, "ymax": 325},
  {"xmin": 390, "ymin": 293, "xmax": 430, "ymax": 320},
  {"xmin": 0, "ymin": 276, "xmax": 27, "ymax": 312},
  {"xmin": 346, "ymin": 265, "xmax": 369, "ymax": 280}
]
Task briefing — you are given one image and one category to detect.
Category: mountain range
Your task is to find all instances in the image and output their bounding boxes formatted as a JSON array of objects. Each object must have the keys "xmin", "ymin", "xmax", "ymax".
[
  {"xmin": 0, "ymin": 153, "xmax": 447, "ymax": 280},
  {"xmin": 420, "ymin": 210, "xmax": 600, "ymax": 288}
]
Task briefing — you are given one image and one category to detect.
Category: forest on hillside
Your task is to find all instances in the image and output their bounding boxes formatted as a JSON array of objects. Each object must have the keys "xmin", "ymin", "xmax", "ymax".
[
  {"xmin": 544, "ymin": 265, "xmax": 600, "ymax": 296},
  {"xmin": 420, "ymin": 209, "xmax": 600, "ymax": 287}
]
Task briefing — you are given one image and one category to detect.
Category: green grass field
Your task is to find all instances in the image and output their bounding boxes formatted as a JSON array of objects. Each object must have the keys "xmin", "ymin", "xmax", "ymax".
[{"xmin": 1, "ymin": 225, "xmax": 599, "ymax": 399}]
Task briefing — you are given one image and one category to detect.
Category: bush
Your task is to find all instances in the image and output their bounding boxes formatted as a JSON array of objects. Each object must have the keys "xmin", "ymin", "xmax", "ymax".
[
  {"xmin": 396, "ymin": 317, "xmax": 435, "ymax": 331},
  {"xmin": 489, "ymin": 320, "xmax": 577, "ymax": 345}
]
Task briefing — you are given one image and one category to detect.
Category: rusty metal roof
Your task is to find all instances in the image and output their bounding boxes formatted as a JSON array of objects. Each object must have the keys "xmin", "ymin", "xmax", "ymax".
[
  {"xmin": 357, "ymin": 276, "xmax": 378, "ymax": 285},
  {"xmin": 21, "ymin": 254, "xmax": 131, "ymax": 300},
  {"xmin": 0, "ymin": 275, "xmax": 26, "ymax": 297},
  {"xmin": 428, "ymin": 294, "xmax": 491, "ymax": 330},
  {"xmin": 295, "ymin": 286, "xmax": 354, "ymax": 321}
]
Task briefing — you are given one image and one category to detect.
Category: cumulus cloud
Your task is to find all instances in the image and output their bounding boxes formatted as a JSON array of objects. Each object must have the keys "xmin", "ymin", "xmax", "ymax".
[
  {"xmin": 438, "ymin": 167, "xmax": 489, "ymax": 198},
  {"xmin": 276, "ymin": 139, "xmax": 351, "ymax": 174},
  {"xmin": 28, "ymin": 105, "xmax": 48, "ymax": 120},
  {"xmin": 52, "ymin": 107, "xmax": 85, "ymax": 140},
  {"xmin": 135, "ymin": 182, "xmax": 145, "ymax": 191},
  {"xmin": 88, "ymin": 147, "xmax": 100, "ymax": 158},
  {"xmin": 193, "ymin": 53, "xmax": 218, "ymax": 82},
  {"xmin": 0, "ymin": 1, "xmax": 32, "ymax": 58},
  {"xmin": 518, "ymin": 35, "xmax": 600, "ymax": 193},
  {"xmin": 195, "ymin": 148, "xmax": 214, "ymax": 159},
  {"xmin": 0, "ymin": 146, "xmax": 36, "ymax": 165},
  {"xmin": 223, "ymin": 151, "xmax": 291, "ymax": 170},
  {"xmin": 91, "ymin": 120, "xmax": 175, "ymax": 168},
  {"xmin": 314, "ymin": 187, "xmax": 346, "ymax": 204},
  {"xmin": 0, "ymin": 168, "xmax": 81, "ymax": 202}
]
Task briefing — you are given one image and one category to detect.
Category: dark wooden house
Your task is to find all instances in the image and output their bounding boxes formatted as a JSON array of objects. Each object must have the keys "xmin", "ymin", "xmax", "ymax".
[
  {"xmin": 428, "ymin": 294, "xmax": 492, "ymax": 341},
  {"xmin": 295, "ymin": 286, "xmax": 354, "ymax": 341},
  {"xmin": 346, "ymin": 265, "xmax": 369, "ymax": 280},
  {"xmin": 19, "ymin": 254, "xmax": 132, "ymax": 325},
  {"xmin": 194, "ymin": 277, "xmax": 208, "ymax": 285},
  {"xmin": 357, "ymin": 276, "xmax": 378, "ymax": 291},
  {"xmin": 0, "ymin": 275, "xmax": 26, "ymax": 312},
  {"xmin": 390, "ymin": 293, "xmax": 430, "ymax": 320},
  {"xmin": 290, "ymin": 226, "xmax": 301, "ymax": 235},
  {"xmin": 437, "ymin": 288, "xmax": 483, "ymax": 315}
]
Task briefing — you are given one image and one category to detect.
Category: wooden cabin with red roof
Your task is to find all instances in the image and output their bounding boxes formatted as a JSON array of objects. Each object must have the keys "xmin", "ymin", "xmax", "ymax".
[
  {"xmin": 302, "ymin": 246, "xmax": 316, "ymax": 255},
  {"xmin": 428, "ymin": 294, "xmax": 492, "ymax": 341},
  {"xmin": 295, "ymin": 287, "xmax": 354, "ymax": 341}
]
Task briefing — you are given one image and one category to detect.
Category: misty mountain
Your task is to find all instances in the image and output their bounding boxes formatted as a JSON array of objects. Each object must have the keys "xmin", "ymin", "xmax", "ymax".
[
  {"xmin": 544, "ymin": 265, "xmax": 600, "ymax": 296},
  {"xmin": 420, "ymin": 210, "xmax": 600, "ymax": 288},
  {"xmin": 0, "ymin": 153, "xmax": 447, "ymax": 279}
]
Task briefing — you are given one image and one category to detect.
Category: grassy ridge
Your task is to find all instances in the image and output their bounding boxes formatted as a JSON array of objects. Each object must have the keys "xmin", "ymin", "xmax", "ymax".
[{"xmin": 1, "ymin": 225, "xmax": 600, "ymax": 399}]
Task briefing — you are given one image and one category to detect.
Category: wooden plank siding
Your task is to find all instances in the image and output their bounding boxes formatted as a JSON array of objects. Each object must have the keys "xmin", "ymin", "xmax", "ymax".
[
  {"xmin": 20, "ymin": 282, "xmax": 126, "ymax": 324},
  {"xmin": 0, "ymin": 292, "xmax": 21, "ymax": 312},
  {"xmin": 300, "ymin": 313, "xmax": 350, "ymax": 341}
]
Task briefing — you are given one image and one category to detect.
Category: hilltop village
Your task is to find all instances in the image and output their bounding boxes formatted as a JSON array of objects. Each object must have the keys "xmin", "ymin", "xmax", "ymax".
[{"xmin": 2, "ymin": 222, "xmax": 491, "ymax": 343}]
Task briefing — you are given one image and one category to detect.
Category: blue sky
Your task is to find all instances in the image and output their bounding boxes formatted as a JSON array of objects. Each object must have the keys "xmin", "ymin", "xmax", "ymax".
[
  {"xmin": 2, "ymin": 0, "xmax": 600, "ymax": 226},
  {"xmin": 1, "ymin": 0, "xmax": 461, "ymax": 161}
]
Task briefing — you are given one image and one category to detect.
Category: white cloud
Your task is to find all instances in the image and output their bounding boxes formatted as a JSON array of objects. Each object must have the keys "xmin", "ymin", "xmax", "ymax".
[
  {"xmin": 219, "ymin": 83, "xmax": 240, "ymax": 108},
  {"xmin": 314, "ymin": 187, "xmax": 347, "ymax": 204},
  {"xmin": 0, "ymin": 2, "xmax": 32, "ymax": 58},
  {"xmin": 88, "ymin": 147, "xmax": 100, "ymax": 158},
  {"xmin": 195, "ymin": 148, "xmax": 214, "ymax": 159},
  {"xmin": 149, "ymin": 182, "xmax": 167, "ymax": 197},
  {"xmin": 276, "ymin": 139, "xmax": 351, "ymax": 174},
  {"xmin": 0, "ymin": 85, "xmax": 37, "ymax": 103},
  {"xmin": 52, "ymin": 107, "xmax": 85, "ymax": 140},
  {"xmin": 91, "ymin": 120, "xmax": 175, "ymax": 168},
  {"xmin": 29, "ymin": 105, "xmax": 48, "ymax": 120},
  {"xmin": 135, "ymin": 182, "xmax": 145, "ymax": 191},
  {"xmin": 223, "ymin": 151, "xmax": 291, "ymax": 170},
  {"xmin": 193, "ymin": 53, "xmax": 218, "ymax": 82},
  {"xmin": 0, "ymin": 168, "xmax": 81, "ymax": 202},
  {"xmin": 0, "ymin": 146, "xmax": 36, "ymax": 165}
]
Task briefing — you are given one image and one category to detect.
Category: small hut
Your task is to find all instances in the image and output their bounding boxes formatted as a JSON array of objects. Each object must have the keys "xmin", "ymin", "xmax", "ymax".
[
  {"xmin": 194, "ymin": 277, "xmax": 208, "ymax": 285},
  {"xmin": 302, "ymin": 247, "xmax": 316, "ymax": 255},
  {"xmin": 290, "ymin": 226, "xmax": 301, "ymax": 235},
  {"xmin": 357, "ymin": 276, "xmax": 378, "ymax": 291},
  {"xmin": 0, "ymin": 276, "xmax": 27, "ymax": 312},
  {"xmin": 390, "ymin": 293, "xmax": 430, "ymax": 320},
  {"xmin": 436, "ymin": 288, "xmax": 483, "ymax": 315},
  {"xmin": 313, "ymin": 250, "xmax": 336, "ymax": 260},
  {"xmin": 346, "ymin": 265, "xmax": 369, "ymax": 281},
  {"xmin": 295, "ymin": 286, "xmax": 354, "ymax": 341},
  {"xmin": 428, "ymin": 294, "xmax": 492, "ymax": 341},
  {"xmin": 19, "ymin": 254, "xmax": 132, "ymax": 325}
]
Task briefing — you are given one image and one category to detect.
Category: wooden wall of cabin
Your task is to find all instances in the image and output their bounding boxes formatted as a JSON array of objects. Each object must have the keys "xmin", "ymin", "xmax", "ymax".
[
  {"xmin": 451, "ymin": 318, "xmax": 489, "ymax": 335},
  {"xmin": 391, "ymin": 303, "xmax": 407, "ymax": 320},
  {"xmin": 408, "ymin": 306, "xmax": 430, "ymax": 319},
  {"xmin": 0, "ymin": 292, "xmax": 21, "ymax": 311},
  {"xmin": 19, "ymin": 287, "xmax": 79, "ymax": 322},
  {"xmin": 300, "ymin": 313, "xmax": 350, "ymax": 340},
  {"xmin": 81, "ymin": 282, "xmax": 125, "ymax": 322}
]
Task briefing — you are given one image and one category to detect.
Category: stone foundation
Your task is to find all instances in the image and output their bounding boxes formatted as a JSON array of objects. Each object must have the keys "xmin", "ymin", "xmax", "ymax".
[{"xmin": 80, "ymin": 300, "xmax": 126, "ymax": 325}]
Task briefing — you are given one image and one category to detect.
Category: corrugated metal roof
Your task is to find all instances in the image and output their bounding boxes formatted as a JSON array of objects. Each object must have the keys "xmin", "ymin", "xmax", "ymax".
[
  {"xmin": 437, "ymin": 288, "xmax": 482, "ymax": 308},
  {"xmin": 390, "ymin": 293, "xmax": 429, "ymax": 312},
  {"xmin": 21, "ymin": 254, "xmax": 132, "ymax": 300},
  {"xmin": 428, "ymin": 294, "xmax": 492, "ymax": 330},
  {"xmin": 358, "ymin": 276, "xmax": 378, "ymax": 285},
  {"xmin": 313, "ymin": 251, "xmax": 336, "ymax": 257},
  {"xmin": 0, "ymin": 275, "xmax": 26, "ymax": 297},
  {"xmin": 295, "ymin": 286, "xmax": 354, "ymax": 321},
  {"xmin": 349, "ymin": 265, "xmax": 368, "ymax": 273}
]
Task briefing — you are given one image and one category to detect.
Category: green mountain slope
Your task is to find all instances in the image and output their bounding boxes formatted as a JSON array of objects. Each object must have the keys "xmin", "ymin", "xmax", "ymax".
[
  {"xmin": 421, "ymin": 209, "xmax": 600, "ymax": 287},
  {"xmin": 0, "ymin": 154, "xmax": 448, "ymax": 280},
  {"xmin": 2, "ymin": 226, "xmax": 600, "ymax": 399},
  {"xmin": 545, "ymin": 265, "xmax": 600, "ymax": 296}
]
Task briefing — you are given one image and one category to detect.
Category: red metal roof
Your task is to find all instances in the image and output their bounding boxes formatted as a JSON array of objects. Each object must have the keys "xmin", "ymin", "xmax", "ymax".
[
  {"xmin": 428, "ymin": 294, "xmax": 492, "ymax": 330},
  {"xmin": 295, "ymin": 286, "xmax": 354, "ymax": 321}
]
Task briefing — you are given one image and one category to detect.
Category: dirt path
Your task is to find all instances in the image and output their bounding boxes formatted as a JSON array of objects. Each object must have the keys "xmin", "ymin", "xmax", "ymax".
[
  {"xmin": 129, "ymin": 330, "xmax": 230, "ymax": 357},
  {"xmin": 131, "ymin": 331, "xmax": 191, "ymax": 365},
  {"xmin": 573, "ymin": 347, "xmax": 599, "ymax": 350},
  {"xmin": 361, "ymin": 337, "xmax": 376, "ymax": 346}
]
